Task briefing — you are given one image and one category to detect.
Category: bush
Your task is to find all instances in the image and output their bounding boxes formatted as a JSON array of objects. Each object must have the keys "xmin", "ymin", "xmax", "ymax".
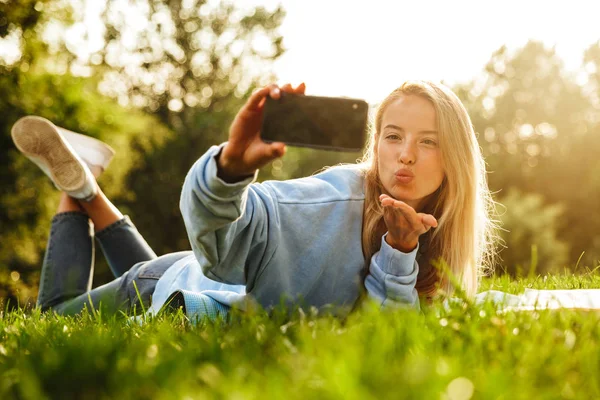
[{"xmin": 495, "ymin": 188, "xmax": 570, "ymax": 276}]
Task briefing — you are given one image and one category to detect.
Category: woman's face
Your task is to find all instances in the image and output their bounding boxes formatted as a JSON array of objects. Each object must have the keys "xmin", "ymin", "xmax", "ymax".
[{"xmin": 377, "ymin": 95, "xmax": 445, "ymax": 211}]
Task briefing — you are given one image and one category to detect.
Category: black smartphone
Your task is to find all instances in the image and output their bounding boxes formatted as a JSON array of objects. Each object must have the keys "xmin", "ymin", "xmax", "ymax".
[{"xmin": 260, "ymin": 92, "xmax": 369, "ymax": 152}]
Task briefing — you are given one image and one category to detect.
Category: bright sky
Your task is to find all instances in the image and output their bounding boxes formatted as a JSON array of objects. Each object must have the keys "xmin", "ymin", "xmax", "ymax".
[
  {"xmin": 3, "ymin": 0, "xmax": 598, "ymax": 104},
  {"xmin": 252, "ymin": 0, "xmax": 600, "ymax": 103}
]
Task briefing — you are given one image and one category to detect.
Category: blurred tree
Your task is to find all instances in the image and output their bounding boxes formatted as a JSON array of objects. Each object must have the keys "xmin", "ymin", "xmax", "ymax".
[
  {"xmin": 86, "ymin": 0, "xmax": 291, "ymax": 256},
  {"xmin": 0, "ymin": 0, "xmax": 292, "ymax": 304},
  {"xmin": 0, "ymin": 1, "xmax": 172, "ymax": 306},
  {"xmin": 583, "ymin": 40, "xmax": 600, "ymax": 107},
  {"xmin": 0, "ymin": 0, "xmax": 47, "ymax": 37},
  {"xmin": 0, "ymin": 70, "xmax": 172, "ymax": 306},
  {"xmin": 455, "ymin": 41, "xmax": 600, "ymax": 270},
  {"xmin": 495, "ymin": 188, "xmax": 569, "ymax": 276},
  {"xmin": 580, "ymin": 40, "xmax": 600, "ymax": 266},
  {"xmin": 96, "ymin": 0, "xmax": 284, "ymax": 124}
]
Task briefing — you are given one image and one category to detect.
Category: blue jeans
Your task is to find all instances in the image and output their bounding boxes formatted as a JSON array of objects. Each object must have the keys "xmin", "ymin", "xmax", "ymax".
[{"xmin": 37, "ymin": 211, "xmax": 190, "ymax": 316}]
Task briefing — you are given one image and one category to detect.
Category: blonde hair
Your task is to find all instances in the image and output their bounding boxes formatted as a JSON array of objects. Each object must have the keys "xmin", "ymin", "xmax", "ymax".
[{"xmin": 359, "ymin": 80, "xmax": 498, "ymax": 299}]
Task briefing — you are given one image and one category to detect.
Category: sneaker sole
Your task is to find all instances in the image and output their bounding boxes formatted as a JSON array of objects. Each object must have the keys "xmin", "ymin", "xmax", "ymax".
[{"xmin": 11, "ymin": 116, "xmax": 86, "ymax": 192}]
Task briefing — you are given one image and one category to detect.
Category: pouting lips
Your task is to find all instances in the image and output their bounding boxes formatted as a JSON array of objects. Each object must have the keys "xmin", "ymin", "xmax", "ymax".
[{"xmin": 395, "ymin": 168, "xmax": 415, "ymax": 183}]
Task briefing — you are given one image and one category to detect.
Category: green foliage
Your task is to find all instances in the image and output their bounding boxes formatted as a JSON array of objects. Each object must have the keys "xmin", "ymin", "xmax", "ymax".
[
  {"xmin": 96, "ymin": 0, "xmax": 285, "ymax": 123},
  {"xmin": 89, "ymin": 0, "xmax": 289, "ymax": 256},
  {"xmin": 457, "ymin": 40, "xmax": 600, "ymax": 269},
  {"xmin": 0, "ymin": 0, "xmax": 48, "ymax": 38},
  {"xmin": 0, "ymin": 66, "xmax": 172, "ymax": 305},
  {"xmin": 0, "ymin": 0, "xmax": 286, "ymax": 302},
  {"xmin": 3, "ymin": 274, "xmax": 600, "ymax": 399},
  {"xmin": 495, "ymin": 188, "xmax": 570, "ymax": 276}
]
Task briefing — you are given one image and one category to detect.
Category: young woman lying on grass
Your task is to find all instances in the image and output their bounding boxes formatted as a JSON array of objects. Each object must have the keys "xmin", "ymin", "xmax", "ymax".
[{"xmin": 11, "ymin": 81, "xmax": 498, "ymax": 320}]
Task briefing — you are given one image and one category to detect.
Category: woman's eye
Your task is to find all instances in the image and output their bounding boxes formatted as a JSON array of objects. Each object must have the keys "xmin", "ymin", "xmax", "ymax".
[
  {"xmin": 386, "ymin": 134, "xmax": 400, "ymax": 140},
  {"xmin": 422, "ymin": 139, "xmax": 437, "ymax": 146}
]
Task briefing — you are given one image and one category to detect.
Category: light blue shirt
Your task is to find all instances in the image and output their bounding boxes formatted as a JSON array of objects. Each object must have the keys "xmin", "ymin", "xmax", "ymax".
[{"xmin": 148, "ymin": 143, "xmax": 420, "ymax": 320}]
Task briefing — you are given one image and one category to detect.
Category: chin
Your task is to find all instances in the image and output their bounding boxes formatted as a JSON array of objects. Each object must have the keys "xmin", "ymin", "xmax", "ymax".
[
  {"xmin": 389, "ymin": 189, "xmax": 428, "ymax": 209},
  {"xmin": 388, "ymin": 185, "xmax": 414, "ymax": 199}
]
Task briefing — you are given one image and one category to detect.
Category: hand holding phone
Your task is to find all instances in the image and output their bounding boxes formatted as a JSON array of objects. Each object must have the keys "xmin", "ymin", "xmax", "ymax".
[
  {"xmin": 261, "ymin": 93, "xmax": 369, "ymax": 152},
  {"xmin": 218, "ymin": 83, "xmax": 305, "ymax": 182}
]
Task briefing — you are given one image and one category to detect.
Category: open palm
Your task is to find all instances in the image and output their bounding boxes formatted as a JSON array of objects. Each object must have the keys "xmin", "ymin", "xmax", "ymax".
[{"xmin": 379, "ymin": 194, "xmax": 437, "ymax": 253}]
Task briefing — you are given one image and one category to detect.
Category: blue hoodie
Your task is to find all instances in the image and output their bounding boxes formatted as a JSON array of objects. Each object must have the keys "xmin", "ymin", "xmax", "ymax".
[{"xmin": 148, "ymin": 144, "xmax": 420, "ymax": 319}]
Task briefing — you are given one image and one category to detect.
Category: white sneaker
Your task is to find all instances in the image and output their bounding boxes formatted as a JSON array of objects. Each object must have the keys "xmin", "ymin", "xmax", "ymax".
[
  {"xmin": 11, "ymin": 116, "xmax": 114, "ymax": 201},
  {"xmin": 59, "ymin": 125, "xmax": 116, "ymax": 179}
]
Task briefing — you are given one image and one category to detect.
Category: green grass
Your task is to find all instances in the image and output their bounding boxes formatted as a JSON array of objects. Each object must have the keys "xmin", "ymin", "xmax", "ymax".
[{"xmin": 2, "ymin": 273, "xmax": 600, "ymax": 400}]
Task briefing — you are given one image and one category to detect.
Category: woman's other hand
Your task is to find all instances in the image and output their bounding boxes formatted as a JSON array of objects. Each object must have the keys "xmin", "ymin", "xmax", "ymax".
[
  {"xmin": 379, "ymin": 194, "xmax": 438, "ymax": 253},
  {"xmin": 217, "ymin": 82, "xmax": 306, "ymax": 182}
]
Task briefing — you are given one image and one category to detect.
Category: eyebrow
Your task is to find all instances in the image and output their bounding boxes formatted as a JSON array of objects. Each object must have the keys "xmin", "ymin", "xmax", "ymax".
[{"xmin": 383, "ymin": 124, "xmax": 438, "ymax": 135}]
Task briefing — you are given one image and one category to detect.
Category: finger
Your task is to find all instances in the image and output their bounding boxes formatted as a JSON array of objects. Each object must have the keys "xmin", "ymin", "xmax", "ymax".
[
  {"xmin": 294, "ymin": 82, "xmax": 306, "ymax": 94},
  {"xmin": 379, "ymin": 194, "xmax": 397, "ymax": 207},
  {"xmin": 280, "ymin": 83, "xmax": 293, "ymax": 93},
  {"xmin": 381, "ymin": 199, "xmax": 422, "ymax": 225},
  {"xmin": 255, "ymin": 142, "xmax": 286, "ymax": 166},
  {"xmin": 380, "ymin": 197, "xmax": 395, "ymax": 207},
  {"xmin": 380, "ymin": 197, "xmax": 415, "ymax": 214},
  {"xmin": 247, "ymin": 86, "xmax": 273, "ymax": 110},
  {"xmin": 420, "ymin": 213, "xmax": 438, "ymax": 228},
  {"xmin": 257, "ymin": 97, "xmax": 267, "ymax": 109},
  {"xmin": 268, "ymin": 83, "xmax": 282, "ymax": 100},
  {"xmin": 248, "ymin": 84, "xmax": 280, "ymax": 113},
  {"xmin": 270, "ymin": 142, "xmax": 286, "ymax": 158}
]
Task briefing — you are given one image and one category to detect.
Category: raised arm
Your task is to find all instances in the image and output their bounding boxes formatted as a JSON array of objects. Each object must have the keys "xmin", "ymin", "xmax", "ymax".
[
  {"xmin": 364, "ymin": 194, "xmax": 438, "ymax": 309},
  {"xmin": 179, "ymin": 83, "xmax": 305, "ymax": 288},
  {"xmin": 217, "ymin": 83, "xmax": 305, "ymax": 183}
]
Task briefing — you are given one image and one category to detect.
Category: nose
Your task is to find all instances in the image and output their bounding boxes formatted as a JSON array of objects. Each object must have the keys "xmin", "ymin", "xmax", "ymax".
[{"xmin": 399, "ymin": 142, "xmax": 416, "ymax": 165}]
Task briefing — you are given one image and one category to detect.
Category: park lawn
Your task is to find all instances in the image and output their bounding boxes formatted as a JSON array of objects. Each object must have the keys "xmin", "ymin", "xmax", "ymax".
[{"xmin": 2, "ymin": 272, "xmax": 600, "ymax": 400}]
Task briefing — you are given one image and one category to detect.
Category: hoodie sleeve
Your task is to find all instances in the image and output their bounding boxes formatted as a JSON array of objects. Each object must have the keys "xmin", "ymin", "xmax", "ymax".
[
  {"xmin": 364, "ymin": 233, "xmax": 420, "ymax": 310},
  {"xmin": 179, "ymin": 143, "xmax": 275, "ymax": 290}
]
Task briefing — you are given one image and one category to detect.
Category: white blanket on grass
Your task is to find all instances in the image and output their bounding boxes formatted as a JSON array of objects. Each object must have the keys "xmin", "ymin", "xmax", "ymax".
[{"xmin": 472, "ymin": 289, "xmax": 600, "ymax": 311}]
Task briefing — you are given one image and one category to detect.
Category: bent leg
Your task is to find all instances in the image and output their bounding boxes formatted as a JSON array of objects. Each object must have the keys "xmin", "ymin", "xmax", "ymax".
[
  {"xmin": 78, "ymin": 187, "xmax": 157, "ymax": 277},
  {"xmin": 95, "ymin": 217, "xmax": 157, "ymax": 278},
  {"xmin": 51, "ymin": 275, "xmax": 126, "ymax": 316},
  {"xmin": 37, "ymin": 211, "xmax": 95, "ymax": 310},
  {"xmin": 52, "ymin": 252, "xmax": 192, "ymax": 316}
]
